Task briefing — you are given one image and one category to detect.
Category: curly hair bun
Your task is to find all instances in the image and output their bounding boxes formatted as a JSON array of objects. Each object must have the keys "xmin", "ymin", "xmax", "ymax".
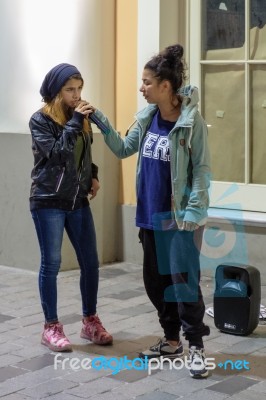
[
  {"xmin": 162, "ymin": 44, "xmax": 184, "ymax": 68},
  {"xmin": 144, "ymin": 43, "xmax": 186, "ymax": 92},
  {"xmin": 166, "ymin": 44, "xmax": 184, "ymax": 58}
]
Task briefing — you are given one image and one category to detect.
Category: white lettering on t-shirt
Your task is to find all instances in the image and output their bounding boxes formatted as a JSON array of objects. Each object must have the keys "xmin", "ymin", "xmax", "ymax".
[
  {"xmin": 142, "ymin": 132, "xmax": 170, "ymax": 161},
  {"xmin": 142, "ymin": 133, "xmax": 159, "ymax": 157},
  {"xmin": 153, "ymin": 136, "xmax": 169, "ymax": 161}
]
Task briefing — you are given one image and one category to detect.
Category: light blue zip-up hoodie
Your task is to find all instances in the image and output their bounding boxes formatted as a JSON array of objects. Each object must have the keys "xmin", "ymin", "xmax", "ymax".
[{"xmin": 94, "ymin": 85, "xmax": 211, "ymax": 226}]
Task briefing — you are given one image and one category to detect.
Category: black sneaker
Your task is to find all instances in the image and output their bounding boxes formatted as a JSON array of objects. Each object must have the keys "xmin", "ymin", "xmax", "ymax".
[
  {"xmin": 139, "ymin": 338, "xmax": 184, "ymax": 360},
  {"xmin": 188, "ymin": 346, "xmax": 209, "ymax": 378}
]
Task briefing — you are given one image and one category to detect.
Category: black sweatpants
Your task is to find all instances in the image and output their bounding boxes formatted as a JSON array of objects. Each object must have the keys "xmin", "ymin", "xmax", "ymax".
[{"xmin": 139, "ymin": 227, "xmax": 210, "ymax": 345}]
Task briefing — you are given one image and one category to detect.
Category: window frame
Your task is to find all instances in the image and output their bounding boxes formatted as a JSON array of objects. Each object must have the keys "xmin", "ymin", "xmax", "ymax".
[{"xmin": 189, "ymin": 0, "xmax": 266, "ymax": 212}]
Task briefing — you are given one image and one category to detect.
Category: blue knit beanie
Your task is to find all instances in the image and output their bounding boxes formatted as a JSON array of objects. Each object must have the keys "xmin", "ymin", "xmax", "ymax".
[{"xmin": 40, "ymin": 63, "xmax": 81, "ymax": 101}]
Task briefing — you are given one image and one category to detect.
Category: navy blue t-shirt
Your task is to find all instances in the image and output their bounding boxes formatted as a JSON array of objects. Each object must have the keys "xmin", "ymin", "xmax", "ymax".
[{"xmin": 136, "ymin": 110, "xmax": 175, "ymax": 229}]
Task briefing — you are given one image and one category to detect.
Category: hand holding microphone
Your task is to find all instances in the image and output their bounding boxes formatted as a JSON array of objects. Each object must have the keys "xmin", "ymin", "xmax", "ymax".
[{"xmin": 75, "ymin": 100, "xmax": 109, "ymax": 134}]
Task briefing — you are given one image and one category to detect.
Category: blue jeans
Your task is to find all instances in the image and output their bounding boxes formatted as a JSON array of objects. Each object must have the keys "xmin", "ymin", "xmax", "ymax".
[{"xmin": 31, "ymin": 206, "xmax": 99, "ymax": 323}]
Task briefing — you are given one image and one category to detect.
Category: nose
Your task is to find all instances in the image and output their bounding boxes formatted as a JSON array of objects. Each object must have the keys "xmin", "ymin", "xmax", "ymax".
[
  {"xmin": 73, "ymin": 89, "xmax": 80, "ymax": 98},
  {"xmin": 139, "ymin": 84, "xmax": 144, "ymax": 92}
]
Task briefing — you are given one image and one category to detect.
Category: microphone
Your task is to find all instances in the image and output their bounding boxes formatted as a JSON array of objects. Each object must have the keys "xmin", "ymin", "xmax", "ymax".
[{"xmin": 89, "ymin": 113, "xmax": 110, "ymax": 135}]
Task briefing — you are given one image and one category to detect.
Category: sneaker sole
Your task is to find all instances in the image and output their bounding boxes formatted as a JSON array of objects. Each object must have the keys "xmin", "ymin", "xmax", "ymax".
[
  {"xmin": 80, "ymin": 331, "xmax": 113, "ymax": 346},
  {"xmin": 190, "ymin": 370, "xmax": 209, "ymax": 379},
  {"xmin": 41, "ymin": 338, "xmax": 73, "ymax": 352},
  {"xmin": 138, "ymin": 351, "xmax": 184, "ymax": 360}
]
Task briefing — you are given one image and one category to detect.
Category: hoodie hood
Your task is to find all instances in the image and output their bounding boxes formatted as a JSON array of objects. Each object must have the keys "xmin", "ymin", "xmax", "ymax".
[
  {"xmin": 178, "ymin": 84, "xmax": 199, "ymax": 106},
  {"xmin": 176, "ymin": 85, "xmax": 199, "ymax": 127}
]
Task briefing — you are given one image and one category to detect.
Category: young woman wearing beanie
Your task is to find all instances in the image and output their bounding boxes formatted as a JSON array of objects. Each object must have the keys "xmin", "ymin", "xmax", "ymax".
[
  {"xmin": 29, "ymin": 63, "xmax": 112, "ymax": 351},
  {"xmin": 83, "ymin": 44, "xmax": 212, "ymax": 378}
]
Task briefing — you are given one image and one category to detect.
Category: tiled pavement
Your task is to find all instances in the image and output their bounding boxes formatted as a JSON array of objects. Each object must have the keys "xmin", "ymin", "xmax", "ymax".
[{"xmin": 0, "ymin": 262, "xmax": 266, "ymax": 400}]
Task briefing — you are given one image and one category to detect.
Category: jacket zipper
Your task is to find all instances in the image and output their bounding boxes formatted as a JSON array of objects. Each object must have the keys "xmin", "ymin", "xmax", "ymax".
[
  {"xmin": 72, "ymin": 132, "xmax": 87, "ymax": 209},
  {"xmin": 55, "ymin": 167, "xmax": 65, "ymax": 192}
]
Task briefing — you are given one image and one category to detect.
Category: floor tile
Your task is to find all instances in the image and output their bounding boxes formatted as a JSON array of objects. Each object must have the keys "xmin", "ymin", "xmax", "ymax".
[
  {"xmin": 207, "ymin": 376, "xmax": 259, "ymax": 395},
  {"xmin": 0, "ymin": 314, "xmax": 15, "ymax": 323},
  {"xmin": 107, "ymin": 290, "xmax": 144, "ymax": 300},
  {"xmin": 15, "ymin": 353, "xmax": 56, "ymax": 371},
  {"xmin": 0, "ymin": 365, "xmax": 27, "ymax": 382},
  {"xmin": 0, "ymin": 262, "xmax": 265, "ymax": 399}
]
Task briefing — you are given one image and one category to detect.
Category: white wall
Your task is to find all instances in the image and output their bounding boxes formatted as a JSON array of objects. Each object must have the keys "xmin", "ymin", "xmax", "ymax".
[
  {"xmin": 137, "ymin": 0, "xmax": 187, "ymax": 111},
  {"xmin": 0, "ymin": 0, "xmax": 115, "ymax": 133},
  {"xmin": 137, "ymin": 0, "xmax": 160, "ymax": 111},
  {"xmin": 0, "ymin": 0, "xmax": 119, "ymax": 270}
]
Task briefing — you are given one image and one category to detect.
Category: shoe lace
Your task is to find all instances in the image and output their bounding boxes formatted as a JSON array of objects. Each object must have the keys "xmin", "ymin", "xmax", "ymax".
[
  {"xmin": 49, "ymin": 323, "xmax": 65, "ymax": 339},
  {"xmin": 150, "ymin": 338, "xmax": 165, "ymax": 351},
  {"xmin": 190, "ymin": 348, "xmax": 205, "ymax": 362},
  {"xmin": 90, "ymin": 316, "xmax": 107, "ymax": 333}
]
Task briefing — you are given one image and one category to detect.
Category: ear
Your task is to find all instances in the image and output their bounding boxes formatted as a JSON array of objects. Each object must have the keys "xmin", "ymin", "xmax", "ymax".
[{"xmin": 161, "ymin": 79, "xmax": 171, "ymax": 92}]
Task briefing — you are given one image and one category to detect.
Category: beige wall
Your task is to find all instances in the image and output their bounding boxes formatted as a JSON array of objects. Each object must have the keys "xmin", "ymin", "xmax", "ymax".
[{"xmin": 116, "ymin": 0, "xmax": 138, "ymax": 205}]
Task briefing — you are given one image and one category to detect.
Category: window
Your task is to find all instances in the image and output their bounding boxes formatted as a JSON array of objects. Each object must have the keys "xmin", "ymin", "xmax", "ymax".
[{"xmin": 190, "ymin": 0, "xmax": 266, "ymax": 211}]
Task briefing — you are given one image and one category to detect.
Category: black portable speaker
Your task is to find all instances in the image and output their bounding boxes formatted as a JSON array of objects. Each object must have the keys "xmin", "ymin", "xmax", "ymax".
[{"xmin": 214, "ymin": 264, "xmax": 261, "ymax": 335}]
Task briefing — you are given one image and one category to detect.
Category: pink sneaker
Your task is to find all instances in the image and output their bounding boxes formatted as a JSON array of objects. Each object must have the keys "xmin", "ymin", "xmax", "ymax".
[
  {"xmin": 80, "ymin": 315, "xmax": 113, "ymax": 345},
  {"xmin": 41, "ymin": 322, "xmax": 72, "ymax": 352}
]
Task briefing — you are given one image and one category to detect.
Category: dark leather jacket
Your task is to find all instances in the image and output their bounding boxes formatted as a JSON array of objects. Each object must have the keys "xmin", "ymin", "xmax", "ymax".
[{"xmin": 29, "ymin": 110, "xmax": 98, "ymax": 209}]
